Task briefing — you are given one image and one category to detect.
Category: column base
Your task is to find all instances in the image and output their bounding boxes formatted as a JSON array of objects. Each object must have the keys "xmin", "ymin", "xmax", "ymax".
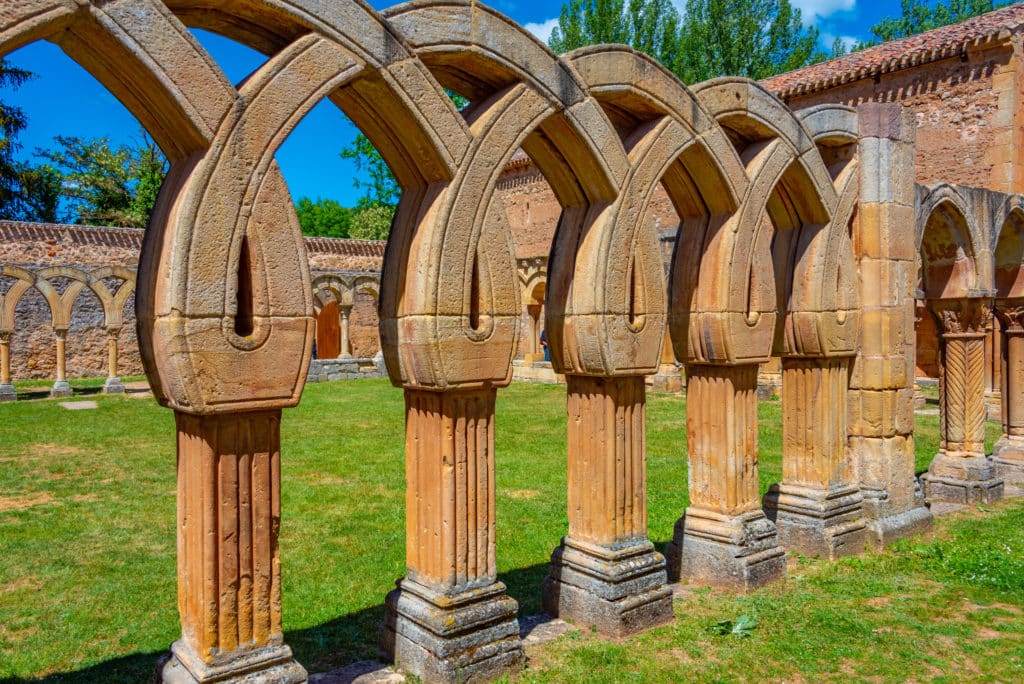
[
  {"xmin": 665, "ymin": 508, "xmax": 785, "ymax": 590},
  {"xmin": 762, "ymin": 484, "xmax": 867, "ymax": 560},
  {"xmin": 103, "ymin": 376, "xmax": 126, "ymax": 394},
  {"xmin": 381, "ymin": 579, "xmax": 523, "ymax": 684},
  {"xmin": 992, "ymin": 436, "xmax": 1024, "ymax": 485},
  {"xmin": 922, "ymin": 452, "xmax": 1004, "ymax": 504},
  {"xmin": 542, "ymin": 537, "xmax": 673, "ymax": 637},
  {"xmin": 0, "ymin": 383, "xmax": 15, "ymax": 402},
  {"xmin": 49, "ymin": 380, "xmax": 72, "ymax": 398},
  {"xmin": 158, "ymin": 640, "xmax": 306, "ymax": 684}
]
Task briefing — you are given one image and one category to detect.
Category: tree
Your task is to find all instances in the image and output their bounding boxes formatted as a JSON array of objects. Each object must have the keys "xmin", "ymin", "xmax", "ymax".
[
  {"xmin": 856, "ymin": 1, "xmax": 1007, "ymax": 49},
  {"xmin": 37, "ymin": 133, "xmax": 168, "ymax": 228},
  {"xmin": 0, "ymin": 59, "xmax": 34, "ymax": 220},
  {"xmin": 675, "ymin": 0, "xmax": 825, "ymax": 82},
  {"xmin": 548, "ymin": 0, "xmax": 824, "ymax": 83},
  {"xmin": 348, "ymin": 203, "xmax": 395, "ymax": 240},
  {"xmin": 549, "ymin": 0, "xmax": 681, "ymax": 71},
  {"xmin": 295, "ymin": 196, "xmax": 353, "ymax": 237}
]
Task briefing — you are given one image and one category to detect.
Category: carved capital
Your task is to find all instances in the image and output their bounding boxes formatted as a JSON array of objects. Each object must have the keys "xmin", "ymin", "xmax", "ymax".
[
  {"xmin": 105, "ymin": 326, "xmax": 123, "ymax": 337},
  {"xmin": 54, "ymin": 328, "xmax": 68, "ymax": 341},
  {"xmin": 929, "ymin": 298, "xmax": 992, "ymax": 337},
  {"xmin": 995, "ymin": 299, "xmax": 1024, "ymax": 334},
  {"xmin": 0, "ymin": 331, "xmax": 11, "ymax": 344}
]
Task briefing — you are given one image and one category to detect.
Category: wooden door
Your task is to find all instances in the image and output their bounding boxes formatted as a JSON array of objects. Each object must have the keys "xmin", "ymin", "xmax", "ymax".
[{"xmin": 316, "ymin": 300, "xmax": 341, "ymax": 359}]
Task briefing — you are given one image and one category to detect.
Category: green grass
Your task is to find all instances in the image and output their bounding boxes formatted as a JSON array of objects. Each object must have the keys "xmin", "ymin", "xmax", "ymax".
[{"xmin": 0, "ymin": 379, "xmax": 1018, "ymax": 682}]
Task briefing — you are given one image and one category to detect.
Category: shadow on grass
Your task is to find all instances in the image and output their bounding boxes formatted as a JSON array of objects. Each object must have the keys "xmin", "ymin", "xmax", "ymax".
[{"xmin": 0, "ymin": 562, "xmax": 561, "ymax": 683}]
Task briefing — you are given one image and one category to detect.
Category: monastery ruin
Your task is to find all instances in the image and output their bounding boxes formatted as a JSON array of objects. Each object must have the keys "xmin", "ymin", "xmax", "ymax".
[{"xmin": 2, "ymin": 1, "xmax": 1024, "ymax": 682}]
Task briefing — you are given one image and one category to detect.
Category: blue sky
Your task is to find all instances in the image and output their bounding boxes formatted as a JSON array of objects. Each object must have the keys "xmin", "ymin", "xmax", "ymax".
[{"xmin": 1, "ymin": 1, "xmax": 892, "ymax": 207}]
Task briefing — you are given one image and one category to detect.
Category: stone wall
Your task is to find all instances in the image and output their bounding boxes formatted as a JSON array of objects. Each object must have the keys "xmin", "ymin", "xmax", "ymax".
[
  {"xmin": 0, "ymin": 221, "xmax": 384, "ymax": 381},
  {"xmin": 780, "ymin": 42, "xmax": 1022, "ymax": 194}
]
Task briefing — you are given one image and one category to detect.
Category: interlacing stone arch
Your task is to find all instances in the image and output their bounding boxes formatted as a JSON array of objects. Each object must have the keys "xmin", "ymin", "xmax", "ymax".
[{"xmin": 2, "ymin": 1, "xmax": 904, "ymax": 682}]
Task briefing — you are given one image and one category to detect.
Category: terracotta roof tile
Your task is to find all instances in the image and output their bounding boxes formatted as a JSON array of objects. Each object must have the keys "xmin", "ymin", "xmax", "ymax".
[{"xmin": 762, "ymin": 3, "xmax": 1024, "ymax": 99}]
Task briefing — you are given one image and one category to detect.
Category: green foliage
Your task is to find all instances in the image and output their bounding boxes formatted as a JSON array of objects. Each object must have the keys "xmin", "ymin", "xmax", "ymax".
[
  {"xmin": 35, "ymin": 133, "xmax": 168, "ymax": 228},
  {"xmin": 0, "ymin": 59, "xmax": 36, "ymax": 221},
  {"xmin": 711, "ymin": 613, "xmax": 758, "ymax": 637},
  {"xmin": 549, "ymin": 0, "xmax": 825, "ymax": 82},
  {"xmin": 348, "ymin": 202, "xmax": 395, "ymax": 240},
  {"xmin": 855, "ymin": 0, "xmax": 1007, "ymax": 50},
  {"xmin": 295, "ymin": 196, "xmax": 352, "ymax": 237}
]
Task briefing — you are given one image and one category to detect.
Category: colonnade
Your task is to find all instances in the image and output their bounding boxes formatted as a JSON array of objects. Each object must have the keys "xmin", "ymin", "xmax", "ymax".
[{"xmin": 0, "ymin": 2, "xmax": 1007, "ymax": 684}]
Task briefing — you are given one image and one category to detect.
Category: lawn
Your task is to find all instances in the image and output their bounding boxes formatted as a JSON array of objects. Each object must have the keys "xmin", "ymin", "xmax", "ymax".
[{"xmin": 0, "ymin": 378, "xmax": 1017, "ymax": 682}]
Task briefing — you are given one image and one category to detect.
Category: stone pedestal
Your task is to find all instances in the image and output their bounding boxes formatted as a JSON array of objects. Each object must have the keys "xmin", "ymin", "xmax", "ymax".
[
  {"xmin": 104, "ymin": 377, "xmax": 127, "ymax": 394},
  {"xmin": 381, "ymin": 389, "xmax": 524, "ymax": 683},
  {"xmin": 543, "ymin": 376, "xmax": 672, "ymax": 636},
  {"xmin": 666, "ymin": 364, "xmax": 785, "ymax": 589},
  {"xmin": 159, "ymin": 410, "xmax": 306, "ymax": 684},
  {"xmin": 650, "ymin": 365, "xmax": 683, "ymax": 393},
  {"xmin": 993, "ymin": 302, "xmax": 1024, "ymax": 484},
  {"xmin": 922, "ymin": 299, "xmax": 1004, "ymax": 504},
  {"xmin": 764, "ymin": 358, "xmax": 867, "ymax": 559}
]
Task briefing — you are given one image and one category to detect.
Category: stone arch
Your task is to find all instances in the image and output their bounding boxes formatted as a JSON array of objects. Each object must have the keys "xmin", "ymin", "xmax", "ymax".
[
  {"xmin": 993, "ymin": 201, "xmax": 1024, "ymax": 299},
  {"xmin": 918, "ymin": 186, "xmax": 981, "ymax": 299},
  {"xmin": 0, "ymin": 264, "xmax": 41, "ymax": 333},
  {"xmin": 34, "ymin": 266, "xmax": 96, "ymax": 331}
]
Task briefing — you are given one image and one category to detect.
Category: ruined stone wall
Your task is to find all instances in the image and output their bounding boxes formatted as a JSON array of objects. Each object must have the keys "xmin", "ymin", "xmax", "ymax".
[
  {"xmin": 782, "ymin": 43, "xmax": 1020, "ymax": 193},
  {"xmin": 0, "ymin": 221, "xmax": 385, "ymax": 381}
]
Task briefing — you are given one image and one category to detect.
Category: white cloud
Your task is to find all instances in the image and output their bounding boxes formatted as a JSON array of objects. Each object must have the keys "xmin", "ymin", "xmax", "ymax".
[
  {"xmin": 524, "ymin": 17, "xmax": 559, "ymax": 45},
  {"xmin": 790, "ymin": 0, "xmax": 856, "ymax": 20}
]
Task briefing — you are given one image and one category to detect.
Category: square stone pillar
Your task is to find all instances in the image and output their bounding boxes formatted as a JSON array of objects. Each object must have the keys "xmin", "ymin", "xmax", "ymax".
[
  {"xmin": 543, "ymin": 375, "xmax": 673, "ymax": 637},
  {"xmin": 0, "ymin": 332, "xmax": 16, "ymax": 402},
  {"xmin": 994, "ymin": 300, "xmax": 1024, "ymax": 483},
  {"xmin": 381, "ymin": 388, "xmax": 523, "ymax": 683},
  {"xmin": 849, "ymin": 102, "xmax": 932, "ymax": 545},
  {"xmin": 665, "ymin": 364, "xmax": 785, "ymax": 589},
  {"xmin": 159, "ymin": 410, "xmax": 306, "ymax": 684},
  {"xmin": 764, "ymin": 358, "xmax": 867, "ymax": 559},
  {"xmin": 922, "ymin": 298, "xmax": 1004, "ymax": 504}
]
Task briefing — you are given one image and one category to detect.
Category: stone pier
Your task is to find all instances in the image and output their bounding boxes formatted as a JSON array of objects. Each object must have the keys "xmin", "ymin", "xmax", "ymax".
[
  {"xmin": 543, "ymin": 376, "xmax": 673, "ymax": 637},
  {"xmin": 666, "ymin": 364, "xmax": 785, "ymax": 589}
]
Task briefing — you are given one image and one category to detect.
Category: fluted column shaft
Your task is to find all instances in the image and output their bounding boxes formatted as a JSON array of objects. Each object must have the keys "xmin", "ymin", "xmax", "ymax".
[
  {"xmin": 666, "ymin": 364, "xmax": 784, "ymax": 589},
  {"xmin": 382, "ymin": 388, "xmax": 522, "ymax": 682},
  {"xmin": 764, "ymin": 358, "xmax": 866, "ymax": 558},
  {"xmin": 993, "ymin": 300, "xmax": 1024, "ymax": 483},
  {"xmin": 543, "ymin": 376, "xmax": 672, "ymax": 636},
  {"xmin": 162, "ymin": 410, "xmax": 305, "ymax": 683},
  {"xmin": 923, "ymin": 298, "xmax": 1003, "ymax": 503}
]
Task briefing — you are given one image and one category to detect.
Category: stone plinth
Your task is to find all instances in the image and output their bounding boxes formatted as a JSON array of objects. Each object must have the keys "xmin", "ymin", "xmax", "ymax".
[
  {"xmin": 381, "ymin": 389, "xmax": 524, "ymax": 683},
  {"xmin": 0, "ymin": 383, "xmax": 15, "ymax": 402},
  {"xmin": 103, "ymin": 377, "xmax": 126, "ymax": 394},
  {"xmin": 922, "ymin": 299, "xmax": 1004, "ymax": 504},
  {"xmin": 543, "ymin": 376, "xmax": 672, "ymax": 636},
  {"xmin": 49, "ymin": 380, "xmax": 72, "ymax": 398},
  {"xmin": 764, "ymin": 358, "xmax": 867, "ymax": 559},
  {"xmin": 160, "ymin": 410, "xmax": 305, "ymax": 684},
  {"xmin": 666, "ymin": 364, "xmax": 785, "ymax": 589}
]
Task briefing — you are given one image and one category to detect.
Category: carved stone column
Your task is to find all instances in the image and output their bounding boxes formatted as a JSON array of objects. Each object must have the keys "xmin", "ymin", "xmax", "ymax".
[
  {"xmin": 524, "ymin": 304, "xmax": 543, "ymax": 363},
  {"xmin": 381, "ymin": 388, "xmax": 523, "ymax": 682},
  {"xmin": 665, "ymin": 364, "xmax": 785, "ymax": 589},
  {"xmin": 49, "ymin": 328, "xmax": 72, "ymax": 398},
  {"xmin": 651, "ymin": 330, "xmax": 683, "ymax": 393},
  {"xmin": 922, "ymin": 298, "xmax": 1004, "ymax": 503},
  {"xmin": 339, "ymin": 305, "xmax": 352, "ymax": 359},
  {"xmin": 993, "ymin": 300, "xmax": 1024, "ymax": 484},
  {"xmin": 543, "ymin": 376, "xmax": 673, "ymax": 636},
  {"xmin": 159, "ymin": 410, "xmax": 306, "ymax": 684},
  {"xmin": 764, "ymin": 358, "xmax": 866, "ymax": 558},
  {"xmin": 103, "ymin": 327, "xmax": 126, "ymax": 394},
  {"xmin": 985, "ymin": 317, "xmax": 1002, "ymax": 420},
  {"xmin": 0, "ymin": 331, "xmax": 15, "ymax": 402}
]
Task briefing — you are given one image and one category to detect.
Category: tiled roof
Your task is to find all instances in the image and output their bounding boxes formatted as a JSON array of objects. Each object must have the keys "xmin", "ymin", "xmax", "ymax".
[
  {"xmin": 762, "ymin": 3, "xmax": 1024, "ymax": 99},
  {"xmin": 0, "ymin": 220, "xmax": 387, "ymax": 256}
]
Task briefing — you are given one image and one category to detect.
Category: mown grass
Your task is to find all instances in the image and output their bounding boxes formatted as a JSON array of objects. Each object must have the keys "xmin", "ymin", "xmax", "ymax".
[{"xmin": 0, "ymin": 378, "xmax": 1016, "ymax": 682}]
